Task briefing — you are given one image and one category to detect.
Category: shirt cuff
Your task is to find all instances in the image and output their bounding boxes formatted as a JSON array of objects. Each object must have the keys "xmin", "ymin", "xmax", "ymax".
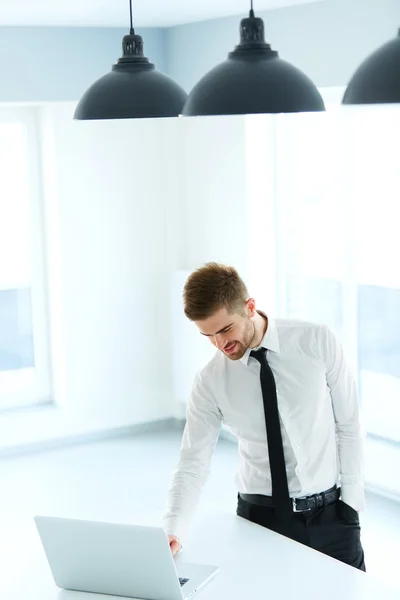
[
  {"xmin": 163, "ymin": 517, "xmax": 187, "ymax": 542},
  {"xmin": 340, "ymin": 483, "xmax": 366, "ymax": 512}
]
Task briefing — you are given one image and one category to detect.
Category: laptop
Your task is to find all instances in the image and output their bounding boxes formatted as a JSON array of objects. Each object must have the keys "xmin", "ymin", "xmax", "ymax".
[{"xmin": 34, "ymin": 515, "xmax": 218, "ymax": 600}]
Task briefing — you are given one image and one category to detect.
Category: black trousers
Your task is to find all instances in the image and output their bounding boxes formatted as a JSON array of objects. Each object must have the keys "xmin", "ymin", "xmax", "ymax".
[{"xmin": 237, "ymin": 494, "xmax": 366, "ymax": 572}]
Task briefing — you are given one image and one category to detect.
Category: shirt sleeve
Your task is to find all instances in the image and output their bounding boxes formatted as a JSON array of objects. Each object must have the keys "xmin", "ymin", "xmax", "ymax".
[
  {"xmin": 319, "ymin": 324, "xmax": 366, "ymax": 512},
  {"xmin": 163, "ymin": 370, "xmax": 223, "ymax": 541}
]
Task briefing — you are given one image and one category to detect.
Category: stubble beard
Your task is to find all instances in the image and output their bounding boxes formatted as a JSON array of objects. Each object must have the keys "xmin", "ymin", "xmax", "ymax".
[{"xmin": 223, "ymin": 318, "xmax": 256, "ymax": 361}]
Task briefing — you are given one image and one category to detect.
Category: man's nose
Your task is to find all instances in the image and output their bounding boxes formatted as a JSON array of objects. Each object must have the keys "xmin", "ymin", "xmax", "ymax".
[{"xmin": 214, "ymin": 333, "xmax": 225, "ymax": 350}]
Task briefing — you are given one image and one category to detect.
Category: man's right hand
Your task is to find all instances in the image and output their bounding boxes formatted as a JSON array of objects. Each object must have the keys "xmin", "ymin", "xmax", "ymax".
[{"xmin": 168, "ymin": 535, "xmax": 182, "ymax": 556}]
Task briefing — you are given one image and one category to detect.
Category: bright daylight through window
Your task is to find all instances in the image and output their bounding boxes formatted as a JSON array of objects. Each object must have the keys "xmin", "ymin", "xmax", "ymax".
[
  {"xmin": 247, "ymin": 88, "xmax": 400, "ymax": 445},
  {"xmin": 0, "ymin": 108, "xmax": 51, "ymax": 411}
]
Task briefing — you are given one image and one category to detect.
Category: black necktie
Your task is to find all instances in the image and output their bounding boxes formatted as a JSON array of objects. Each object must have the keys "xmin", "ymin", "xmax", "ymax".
[{"xmin": 250, "ymin": 348, "xmax": 292, "ymax": 519}]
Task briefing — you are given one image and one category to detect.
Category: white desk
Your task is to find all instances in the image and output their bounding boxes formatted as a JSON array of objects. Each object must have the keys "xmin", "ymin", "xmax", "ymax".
[{"xmin": 1, "ymin": 504, "xmax": 398, "ymax": 600}]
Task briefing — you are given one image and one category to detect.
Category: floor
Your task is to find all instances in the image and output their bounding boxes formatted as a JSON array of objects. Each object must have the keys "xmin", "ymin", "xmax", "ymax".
[{"xmin": 0, "ymin": 426, "xmax": 399, "ymax": 590}]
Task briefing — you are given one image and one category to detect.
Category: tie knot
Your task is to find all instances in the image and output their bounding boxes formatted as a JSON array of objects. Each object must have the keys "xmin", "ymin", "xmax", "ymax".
[{"xmin": 250, "ymin": 348, "xmax": 267, "ymax": 364}]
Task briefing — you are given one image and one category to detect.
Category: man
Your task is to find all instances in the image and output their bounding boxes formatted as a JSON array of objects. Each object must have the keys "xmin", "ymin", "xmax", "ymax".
[{"xmin": 163, "ymin": 262, "xmax": 366, "ymax": 571}]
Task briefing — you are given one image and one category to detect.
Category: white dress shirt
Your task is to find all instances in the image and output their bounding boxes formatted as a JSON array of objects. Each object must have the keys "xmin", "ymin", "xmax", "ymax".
[{"xmin": 163, "ymin": 316, "xmax": 366, "ymax": 541}]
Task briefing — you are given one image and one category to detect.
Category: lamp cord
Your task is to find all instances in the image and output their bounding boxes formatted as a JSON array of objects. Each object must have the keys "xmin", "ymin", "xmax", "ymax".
[
  {"xmin": 129, "ymin": 0, "xmax": 134, "ymax": 34},
  {"xmin": 250, "ymin": 0, "xmax": 255, "ymax": 18}
]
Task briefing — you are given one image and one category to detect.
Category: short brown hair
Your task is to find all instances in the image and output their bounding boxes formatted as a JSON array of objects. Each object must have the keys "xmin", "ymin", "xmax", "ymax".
[{"xmin": 183, "ymin": 262, "xmax": 249, "ymax": 321}]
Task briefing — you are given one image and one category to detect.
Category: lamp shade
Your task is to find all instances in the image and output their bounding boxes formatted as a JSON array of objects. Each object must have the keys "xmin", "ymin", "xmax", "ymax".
[
  {"xmin": 343, "ymin": 29, "xmax": 400, "ymax": 105},
  {"xmin": 74, "ymin": 32, "xmax": 188, "ymax": 120},
  {"xmin": 182, "ymin": 14, "xmax": 325, "ymax": 116}
]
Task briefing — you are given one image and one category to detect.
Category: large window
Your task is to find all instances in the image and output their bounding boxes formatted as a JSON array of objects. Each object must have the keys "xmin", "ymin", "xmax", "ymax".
[
  {"xmin": 0, "ymin": 108, "xmax": 51, "ymax": 410},
  {"xmin": 347, "ymin": 106, "xmax": 400, "ymax": 443},
  {"xmin": 246, "ymin": 92, "xmax": 400, "ymax": 444}
]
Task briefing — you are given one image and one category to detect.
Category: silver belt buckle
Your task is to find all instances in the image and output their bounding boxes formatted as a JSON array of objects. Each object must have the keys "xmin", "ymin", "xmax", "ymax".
[
  {"xmin": 292, "ymin": 497, "xmax": 302, "ymax": 512},
  {"xmin": 292, "ymin": 497, "xmax": 311, "ymax": 513}
]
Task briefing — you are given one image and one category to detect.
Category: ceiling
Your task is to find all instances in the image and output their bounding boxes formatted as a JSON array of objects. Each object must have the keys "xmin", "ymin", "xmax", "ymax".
[{"xmin": 0, "ymin": 0, "xmax": 322, "ymax": 28}]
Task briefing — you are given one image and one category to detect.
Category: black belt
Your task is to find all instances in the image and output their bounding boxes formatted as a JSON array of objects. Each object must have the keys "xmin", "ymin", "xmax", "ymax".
[{"xmin": 239, "ymin": 485, "xmax": 340, "ymax": 513}]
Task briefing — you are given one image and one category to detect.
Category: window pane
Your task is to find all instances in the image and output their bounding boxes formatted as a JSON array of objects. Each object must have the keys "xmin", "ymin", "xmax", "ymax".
[
  {"xmin": 0, "ymin": 119, "xmax": 35, "ymax": 376},
  {"xmin": 358, "ymin": 285, "xmax": 400, "ymax": 441},
  {"xmin": 0, "ymin": 288, "xmax": 34, "ymax": 371},
  {"xmin": 0, "ymin": 122, "xmax": 33, "ymax": 285},
  {"xmin": 0, "ymin": 111, "xmax": 49, "ymax": 410}
]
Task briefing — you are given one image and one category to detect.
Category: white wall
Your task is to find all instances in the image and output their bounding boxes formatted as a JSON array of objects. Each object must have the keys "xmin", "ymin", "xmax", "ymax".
[
  {"xmin": 0, "ymin": 104, "xmax": 182, "ymax": 450},
  {"xmin": 178, "ymin": 115, "xmax": 248, "ymax": 274},
  {"xmin": 0, "ymin": 27, "xmax": 166, "ymax": 103},
  {"xmin": 169, "ymin": 116, "xmax": 250, "ymax": 417}
]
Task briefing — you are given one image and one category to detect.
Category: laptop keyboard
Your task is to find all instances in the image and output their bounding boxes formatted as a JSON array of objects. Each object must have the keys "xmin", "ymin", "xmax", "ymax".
[{"xmin": 179, "ymin": 578, "xmax": 189, "ymax": 587}]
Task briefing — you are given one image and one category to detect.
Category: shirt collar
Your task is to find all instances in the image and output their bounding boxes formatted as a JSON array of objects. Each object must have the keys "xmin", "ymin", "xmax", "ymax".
[{"xmin": 240, "ymin": 312, "xmax": 281, "ymax": 366}]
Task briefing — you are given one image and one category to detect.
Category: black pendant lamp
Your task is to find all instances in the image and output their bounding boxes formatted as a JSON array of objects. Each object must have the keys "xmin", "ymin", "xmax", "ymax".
[
  {"xmin": 343, "ymin": 29, "xmax": 400, "ymax": 105},
  {"xmin": 74, "ymin": 1, "xmax": 188, "ymax": 120},
  {"xmin": 182, "ymin": 1, "xmax": 325, "ymax": 116}
]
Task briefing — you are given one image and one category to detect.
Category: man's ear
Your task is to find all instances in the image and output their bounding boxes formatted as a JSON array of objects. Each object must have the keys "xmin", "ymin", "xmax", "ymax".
[{"xmin": 246, "ymin": 298, "xmax": 256, "ymax": 318}]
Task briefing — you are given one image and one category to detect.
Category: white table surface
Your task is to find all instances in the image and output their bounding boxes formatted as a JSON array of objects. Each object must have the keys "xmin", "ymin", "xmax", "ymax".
[{"xmin": 1, "ymin": 503, "xmax": 399, "ymax": 600}]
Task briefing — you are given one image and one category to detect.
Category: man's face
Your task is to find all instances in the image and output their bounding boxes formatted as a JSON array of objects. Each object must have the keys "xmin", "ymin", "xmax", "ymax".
[{"xmin": 195, "ymin": 302, "xmax": 256, "ymax": 361}]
